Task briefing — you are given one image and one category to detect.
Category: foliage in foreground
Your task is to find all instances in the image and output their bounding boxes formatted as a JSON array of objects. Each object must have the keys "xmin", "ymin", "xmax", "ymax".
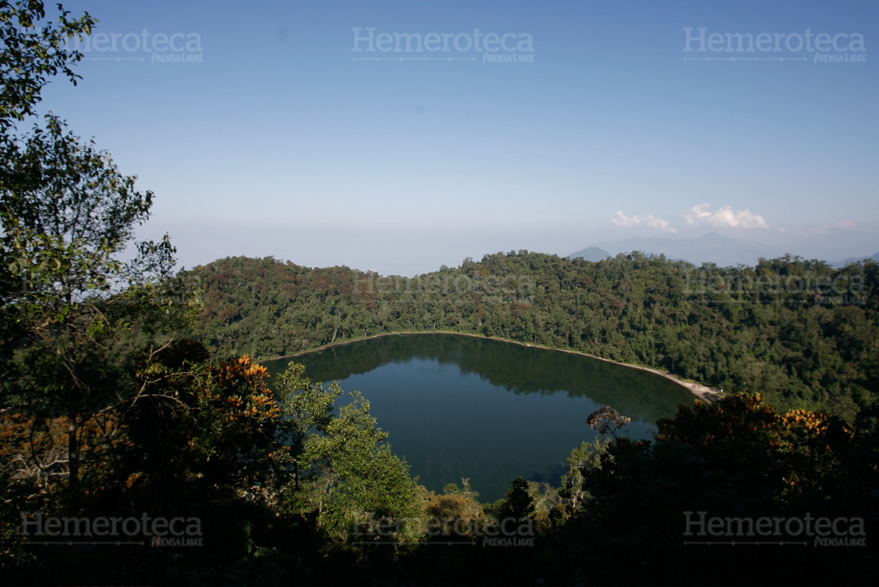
[
  {"xmin": 0, "ymin": 344, "xmax": 426, "ymax": 584},
  {"xmin": 2, "ymin": 383, "xmax": 877, "ymax": 586}
]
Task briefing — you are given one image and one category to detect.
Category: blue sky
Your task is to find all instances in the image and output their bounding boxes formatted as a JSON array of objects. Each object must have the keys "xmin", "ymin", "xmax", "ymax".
[{"xmin": 33, "ymin": 0, "xmax": 879, "ymax": 275}]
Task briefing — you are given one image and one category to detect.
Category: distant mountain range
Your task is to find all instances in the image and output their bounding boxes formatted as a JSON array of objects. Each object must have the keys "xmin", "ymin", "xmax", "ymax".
[
  {"xmin": 569, "ymin": 233, "xmax": 878, "ymax": 268},
  {"xmin": 833, "ymin": 252, "xmax": 879, "ymax": 267}
]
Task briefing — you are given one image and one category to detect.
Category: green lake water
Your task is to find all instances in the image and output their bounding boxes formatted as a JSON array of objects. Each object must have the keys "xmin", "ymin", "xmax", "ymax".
[{"xmin": 266, "ymin": 333, "xmax": 696, "ymax": 501}]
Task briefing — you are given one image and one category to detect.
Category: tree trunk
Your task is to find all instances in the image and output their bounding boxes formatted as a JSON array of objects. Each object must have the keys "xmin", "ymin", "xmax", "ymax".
[{"xmin": 67, "ymin": 409, "xmax": 79, "ymax": 495}]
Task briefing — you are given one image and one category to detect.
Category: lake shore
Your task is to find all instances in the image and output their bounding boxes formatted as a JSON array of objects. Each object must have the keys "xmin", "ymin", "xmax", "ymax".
[{"xmin": 260, "ymin": 331, "xmax": 723, "ymax": 402}]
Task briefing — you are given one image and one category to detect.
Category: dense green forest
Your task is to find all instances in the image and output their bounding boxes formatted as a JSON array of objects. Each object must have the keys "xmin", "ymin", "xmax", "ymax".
[
  {"xmin": 1, "ymin": 3, "xmax": 877, "ymax": 585},
  {"xmin": 183, "ymin": 252, "xmax": 879, "ymax": 421}
]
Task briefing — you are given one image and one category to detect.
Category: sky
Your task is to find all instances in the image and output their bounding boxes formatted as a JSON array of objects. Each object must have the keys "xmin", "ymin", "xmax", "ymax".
[{"xmin": 30, "ymin": 0, "xmax": 879, "ymax": 275}]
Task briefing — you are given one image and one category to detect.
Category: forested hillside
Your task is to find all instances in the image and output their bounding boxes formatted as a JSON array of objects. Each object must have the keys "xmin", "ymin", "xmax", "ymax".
[{"xmin": 183, "ymin": 251, "xmax": 879, "ymax": 420}]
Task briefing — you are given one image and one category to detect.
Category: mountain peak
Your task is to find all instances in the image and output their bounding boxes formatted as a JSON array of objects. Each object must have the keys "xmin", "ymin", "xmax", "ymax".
[{"xmin": 569, "ymin": 246, "xmax": 611, "ymax": 262}]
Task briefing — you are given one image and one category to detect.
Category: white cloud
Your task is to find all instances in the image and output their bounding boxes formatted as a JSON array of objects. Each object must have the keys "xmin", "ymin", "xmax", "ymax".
[
  {"xmin": 612, "ymin": 210, "xmax": 677, "ymax": 233},
  {"xmin": 682, "ymin": 203, "xmax": 768, "ymax": 229}
]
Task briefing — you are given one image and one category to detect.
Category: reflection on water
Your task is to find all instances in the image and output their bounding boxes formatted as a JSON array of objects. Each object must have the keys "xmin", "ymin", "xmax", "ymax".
[{"xmin": 266, "ymin": 334, "xmax": 695, "ymax": 501}]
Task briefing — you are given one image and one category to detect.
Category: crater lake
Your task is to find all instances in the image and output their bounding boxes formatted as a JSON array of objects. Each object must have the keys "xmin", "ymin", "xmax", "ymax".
[{"xmin": 266, "ymin": 333, "xmax": 697, "ymax": 501}]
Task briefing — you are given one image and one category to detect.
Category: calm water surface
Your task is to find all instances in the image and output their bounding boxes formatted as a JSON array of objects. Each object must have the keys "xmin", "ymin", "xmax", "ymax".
[{"xmin": 266, "ymin": 334, "xmax": 695, "ymax": 501}]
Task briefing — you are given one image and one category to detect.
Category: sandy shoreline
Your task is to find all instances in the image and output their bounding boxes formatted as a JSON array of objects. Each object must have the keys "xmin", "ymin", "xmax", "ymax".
[{"xmin": 260, "ymin": 331, "xmax": 723, "ymax": 403}]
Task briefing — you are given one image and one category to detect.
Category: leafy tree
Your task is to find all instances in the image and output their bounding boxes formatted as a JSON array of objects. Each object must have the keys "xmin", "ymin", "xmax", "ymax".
[
  {"xmin": 569, "ymin": 393, "xmax": 878, "ymax": 585},
  {"xmin": 120, "ymin": 344, "xmax": 294, "ymax": 511},
  {"xmin": 559, "ymin": 435, "xmax": 610, "ymax": 514},
  {"xmin": 284, "ymin": 387, "xmax": 423, "ymax": 544},
  {"xmin": 424, "ymin": 482, "xmax": 487, "ymax": 540},
  {"xmin": 497, "ymin": 477, "xmax": 534, "ymax": 521},
  {"xmin": 276, "ymin": 362, "xmax": 342, "ymax": 490},
  {"xmin": 586, "ymin": 405, "xmax": 632, "ymax": 440},
  {"xmin": 0, "ymin": 112, "xmax": 178, "ymax": 495},
  {"xmin": 0, "ymin": 1, "xmax": 94, "ymax": 127}
]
